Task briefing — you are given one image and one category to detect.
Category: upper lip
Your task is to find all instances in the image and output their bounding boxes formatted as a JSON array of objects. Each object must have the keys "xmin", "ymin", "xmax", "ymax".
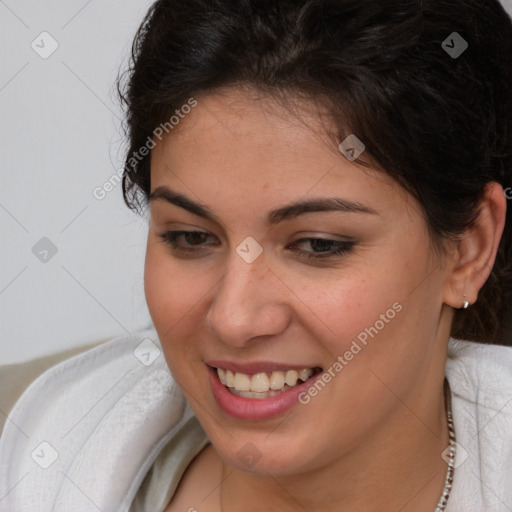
[{"xmin": 206, "ymin": 360, "xmax": 321, "ymax": 374}]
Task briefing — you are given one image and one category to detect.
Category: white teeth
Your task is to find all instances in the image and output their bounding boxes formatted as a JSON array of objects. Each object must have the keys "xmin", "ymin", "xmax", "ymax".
[
  {"xmin": 299, "ymin": 368, "xmax": 313, "ymax": 382},
  {"xmin": 285, "ymin": 370, "xmax": 299, "ymax": 386},
  {"xmin": 269, "ymin": 371, "xmax": 285, "ymax": 390},
  {"xmin": 216, "ymin": 367, "xmax": 315, "ymax": 394},
  {"xmin": 225, "ymin": 370, "xmax": 235, "ymax": 387},
  {"xmin": 233, "ymin": 372, "xmax": 251, "ymax": 391},
  {"xmin": 230, "ymin": 388, "xmax": 289, "ymax": 399},
  {"xmin": 251, "ymin": 373, "xmax": 270, "ymax": 392}
]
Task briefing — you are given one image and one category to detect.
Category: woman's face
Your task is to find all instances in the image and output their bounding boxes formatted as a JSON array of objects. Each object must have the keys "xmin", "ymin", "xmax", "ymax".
[{"xmin": 145, "ymin": 87, "xmax": 452, "ymax": 476}]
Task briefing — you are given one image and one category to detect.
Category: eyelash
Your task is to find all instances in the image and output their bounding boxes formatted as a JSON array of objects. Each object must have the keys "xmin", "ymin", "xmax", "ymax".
[{"xmin": 157, "ymin": 230, "xmax": 356, "ymax": 261}]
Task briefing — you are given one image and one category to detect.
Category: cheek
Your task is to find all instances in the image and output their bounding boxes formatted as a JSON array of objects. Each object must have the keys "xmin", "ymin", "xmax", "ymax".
[
  {"xmin": 143, "ymin": 241, "xmax": 225, "ymax": 389},
  {"xmin": 144, "ymin": 244, "xmax": 204, "ymax": 360},
  {"xmin": 144, "ymin": 245, "xmax": 175, "ymax": 328},
  {"xmin": 278, "ymin": 263, "xmax": 403, "ymax": 355},
  {"xmin": 292, "ymin": 257, "xmax": 429, "ymax": 384},
  {"xmin": 144, "ymin": 242, "xmax": 201, "ymax": 326}
]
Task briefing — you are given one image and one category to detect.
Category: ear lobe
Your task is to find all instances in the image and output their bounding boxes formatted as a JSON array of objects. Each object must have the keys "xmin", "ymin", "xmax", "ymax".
[{"xmin": 443, "ymin": 182, "xmax": 507, "ymax": 309}]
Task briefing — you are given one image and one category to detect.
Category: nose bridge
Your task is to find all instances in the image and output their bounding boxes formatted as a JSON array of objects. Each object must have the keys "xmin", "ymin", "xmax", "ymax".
[{"xmin": 206, "ymin": 250, "xmax": 289, "ymax": 345}]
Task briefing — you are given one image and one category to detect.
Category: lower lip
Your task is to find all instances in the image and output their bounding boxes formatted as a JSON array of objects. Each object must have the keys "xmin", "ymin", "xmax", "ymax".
[{"xmin": 208, "ymin": 367, "xmax": 322, "ymax": 421}]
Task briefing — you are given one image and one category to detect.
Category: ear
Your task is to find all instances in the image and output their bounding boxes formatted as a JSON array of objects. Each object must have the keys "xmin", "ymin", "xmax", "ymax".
[{"xmin": 443, "ymin": 182, "xmax": 507, "ymax": 309}]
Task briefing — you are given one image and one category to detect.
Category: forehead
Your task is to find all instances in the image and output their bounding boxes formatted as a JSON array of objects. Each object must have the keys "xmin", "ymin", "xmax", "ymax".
[{"xmin": 149, "ymin": 88, "xmax": 410, "ymax": 219}]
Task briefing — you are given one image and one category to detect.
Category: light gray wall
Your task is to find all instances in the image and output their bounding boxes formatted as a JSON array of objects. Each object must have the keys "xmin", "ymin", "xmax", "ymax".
[
  {"xmin": 1, "ymin": 0, "xmax": 154, "ymax": 364},
  {"xmin": 1, "ymin": 0, "xmax": 511, "ymax": 364}
]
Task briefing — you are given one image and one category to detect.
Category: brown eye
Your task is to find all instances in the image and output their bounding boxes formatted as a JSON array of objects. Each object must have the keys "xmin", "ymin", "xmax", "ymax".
[
  {"xmin": 182, "ymin": 231, "xmax": 209, "ymax": 245},
  {"xmin": 287, "ymin": 238, "xmax": 356, "ymax": 260},
  {"xmin": 157, "ymin": 230, "xmax": 219, "ymax": 252}
]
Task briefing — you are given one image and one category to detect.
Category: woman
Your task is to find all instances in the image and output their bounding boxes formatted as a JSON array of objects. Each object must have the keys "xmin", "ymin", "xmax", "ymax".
[{"xmin": 1, "ymin": 0, "xmax": 512, "ymax": 511}]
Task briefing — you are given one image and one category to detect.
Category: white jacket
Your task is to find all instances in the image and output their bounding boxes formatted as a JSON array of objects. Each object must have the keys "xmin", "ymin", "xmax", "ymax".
[{"xmin": 0, "ymin": 328, "xmax": 511, "ymax": 512}]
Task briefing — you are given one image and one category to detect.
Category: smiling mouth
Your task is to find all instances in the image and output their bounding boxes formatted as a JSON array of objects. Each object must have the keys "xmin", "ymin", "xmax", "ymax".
[{"xmin": 215, "ymin": 367, "xmax": 322, "ymax": 399}]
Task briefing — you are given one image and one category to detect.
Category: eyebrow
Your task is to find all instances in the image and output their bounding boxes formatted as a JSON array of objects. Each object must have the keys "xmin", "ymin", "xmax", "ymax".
[
  {"xmin": 149, "ymin": 186, "xmax": 222, "ymax": 224},
  {"xmin": 149, "ymin": 186, "xmax": 378, "ymax": 225},
  {"xmin": 268, "ymin": 197, "xmax": 377, "ymax": 224}
]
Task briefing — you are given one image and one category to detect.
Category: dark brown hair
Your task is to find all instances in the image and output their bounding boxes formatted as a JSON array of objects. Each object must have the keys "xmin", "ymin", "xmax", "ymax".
[{"xmin": 118, "ymin": 0, "xmax": 512, "ymax": 345}]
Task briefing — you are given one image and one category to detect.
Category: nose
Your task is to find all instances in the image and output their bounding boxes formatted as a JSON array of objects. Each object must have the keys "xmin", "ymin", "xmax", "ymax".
[{"xmin": 205, "ymin": 252, "xmax": 291, "ymax": 348}]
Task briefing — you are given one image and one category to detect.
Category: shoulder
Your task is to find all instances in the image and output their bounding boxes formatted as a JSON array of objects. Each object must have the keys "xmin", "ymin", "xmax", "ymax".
[
  {"xmin": 130, "ymin": 415, "xmax": 210, "ymax": 512},
  {"xmin": 0, "ymin": 328, "xmax": 193, "ymax": 512},
  {"xmin": 445, "ymin": 338, "xmax": 512, "ymax": 511},
  {"xmin": 446, "ymin": 337, "xmax": 512, "ymax": 401}
]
